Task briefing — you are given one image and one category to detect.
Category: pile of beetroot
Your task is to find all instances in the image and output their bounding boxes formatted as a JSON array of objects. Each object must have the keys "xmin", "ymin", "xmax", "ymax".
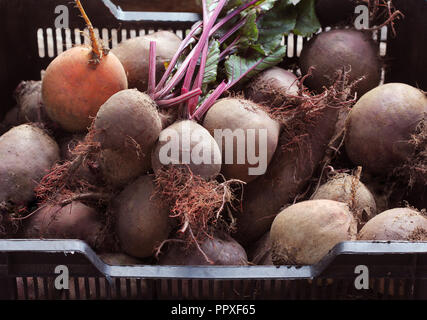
[{"xmin": 0, "ymin": 0, "xmax": 426, "ymax": 269}]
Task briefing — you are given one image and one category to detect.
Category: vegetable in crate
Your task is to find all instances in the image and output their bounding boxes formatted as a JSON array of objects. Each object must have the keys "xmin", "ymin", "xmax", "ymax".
[
  {"xmin": 93, "ymin": 89, "xmax": 163, "ymax": 185},
  {"xmin": 2, "ymin": 78, "xmax": 51, "ymax": 131},
  {"xmin": 345, "ymin": 83, "xmax": 427, "ymax": 209},
  {"xmin": 358, "ymin": 208, "xmax": 427, "ymax": 241},
  {"xmin": 311, "ymin": 171, "xmax": 377, "ymax": 229},
  {"xmin": 345, "ymin": 83, "xmax": 427, "ymax": 176},
  {"xmin": 270, "ymin": 199, "xmax": 357, "ymax": 265},
  {"xmin": 158, "ymin": 232, "xmax": 247, "ymax": 265},
  {"xmin": 0, "ymin": 124, "xmax": 60, "ymax": 207},
  {"xmin": 299, "ymin": 28, "xmax": 381, "ymax": 97},
  {"xmin": 41, "ymin": 0, "xmax": 128, "ymax": 132},
  {"xmin": 99, "ymin": 149, "xmax": 148, "ymax": 188},
  {"xmin": 111, "ymin": 31, "xmax": 182, "ymax": 92},
  {"xmin": 23, "ymin": 201, "xmax": 103, "ymax": 248},
  {"xmin": 245, "ymin": 67, "xmax": 299, "ymax": 107},
  {"xmin": 151, "ymin": 120, "xmax": 222, "ymax": 179},
  {"xmin": 202, "ymin": 98, "xmax": 280, "ymax": 182},
  {"xmin": 14, "ymin": 80, "xmax": 51, "ymax": 125},
  {"xmin": 114, "ymin": 175, "xmax": 171, "ymax": 258}
]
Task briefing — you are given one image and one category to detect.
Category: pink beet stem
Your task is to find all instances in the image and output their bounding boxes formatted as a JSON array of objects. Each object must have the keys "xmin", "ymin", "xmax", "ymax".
[
  {"xmin": 190, "ymin": 81, "xmax": 227, "ymax": 121},
  {"xmin": 187, "ymin": 41, "xmax": 209, "ymax": 116},
  {"xmin": 218, "ymin": 17, "xmax": 246, "ymax": 44},
  {"xmin": 148, "ymin": 41, "xmax": 157, "ymax": 98},
  {"xmin": 181, "ymin": 0, "xmax": 227, "ymax": 94},
  {"xmin": 209, "ymin": 0, "xmax": 259, "ymax": 37},
  {"xmin": 157, "ymin": 88, "xmax": 202, "ymax": 108},
  {"xmin": 154, "ymin": 21, "xmax": 203, "ymax": 93},
  {"xmin": 154, "ymin": 49, "xmax": 196, "ymax": 100}
]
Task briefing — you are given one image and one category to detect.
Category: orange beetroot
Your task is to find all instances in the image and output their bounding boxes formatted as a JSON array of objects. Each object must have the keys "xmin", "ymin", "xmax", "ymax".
[
  {"xmin": 42, "ymin": 47, "xmax": 127, "ymax": 132},
  {"xmin": 41, "ymin": 1, "xmax": 127, "ymax": 132}
]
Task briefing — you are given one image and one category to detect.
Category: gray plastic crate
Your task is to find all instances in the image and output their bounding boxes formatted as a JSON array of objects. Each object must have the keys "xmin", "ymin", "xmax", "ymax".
[{"xmin": 0, "ymin": 240, "xmax": 427, "ymax": 300}]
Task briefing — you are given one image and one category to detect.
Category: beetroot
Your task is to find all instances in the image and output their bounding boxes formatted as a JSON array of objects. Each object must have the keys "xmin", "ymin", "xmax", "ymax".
[
  {"xmin": 202, "ymin": 98, "xmax": 280, "ymax": 182},
  {"xmin": 99, "ymin": 149, "xmax": 148, "ymax": 188},
  {"xmin": 345, "ymin": 83, "xmax": 427, "ymax": 175},
  {"xmin": 24, "ymin": 201, "xmax": 103, "ymax": 248},
  {"xmin": 151, "ymin": 120, "xmax": 222, "ymax": 180},
  {"xmin": 114, "ymin": 175, "xmax": 171, "ymax": 258},
  {"xmin": 111, "ymin": 31, "xmax": 182, "ymax": 92},
  {"xmin": 14, "ymin": 80, "xmax": 52, "ymax": 126},
  {"xmin": 311, "ymin": 172, "xmax": 377, "ymax": 229},
  {"xmin": 245, "ymin": 67, "xmax": 299, "ymax": 107},
  {"xmin": 358, "ymin": 208, "xmax": 427, "ymax": 241},
  {"xmin": 299, "ymin": 29, "xmax": 381, "ymax": 97},
  {"xmin": 158, "ymin": 233, "xmax": 247, "ymax": 265},
  {"xmin": 270, "ymin": 200, "xmax": 357, "ymax": 265},
  {"xmin": 0, "ymin": 124, "xmax": 60, "ymax": 206},
  {"xmin": 94, "ymin": 89, "xmax": 162, "ymax": 161},
  {"xmin": 42, "ymin": 1, "xmax": 128, "ymax": 132}
]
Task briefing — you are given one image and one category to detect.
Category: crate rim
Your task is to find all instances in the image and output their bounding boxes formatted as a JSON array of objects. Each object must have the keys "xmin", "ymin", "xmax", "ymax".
[
  {"xmin": 1, "ymin": 240, "xmax": 426, "ymax": 280},
  {"xmin": 102, "ymin": 0, "xmax": 202, "ymax": 23}
]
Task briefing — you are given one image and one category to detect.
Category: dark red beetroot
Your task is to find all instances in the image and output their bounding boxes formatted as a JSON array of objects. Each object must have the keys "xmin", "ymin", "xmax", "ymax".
[
  {"xmin": 93, "ymin": 89, "xmax": 163, "ymax": 187},
  {"xmin": 157, "ymin": 233, "xmax": 248, "ymax": 265},
  {"xmin": 345, "ymin": 83, "xmax": 427, "ymax": 175},
  {"xmin": 23, "ymin": 201, "xmax": 103, "ymax": 248},
  {"xmin": 245, "ymin": 67, "xmax": 299, "ymax": 107},
  {"xmin": 299, "ymin": 29, "xmax": 381, "ymax": 97},
  {"xmin": 156, "ymin": 233, "xmax": 247, "ymax": 300},
  {"xmin": 14, "ymin": 80, "xmax": 52, "ymax": 126},
  {"xmin": 111, "ymin": 31, "xmax": 182, "ymax": 92},
  {"xmin": 202, "ymin": 98, "xmax": 280, "ymax": 183},
  {"xmin": 114, "ymin": 175, "xmax": 171, "ymax": 259}
]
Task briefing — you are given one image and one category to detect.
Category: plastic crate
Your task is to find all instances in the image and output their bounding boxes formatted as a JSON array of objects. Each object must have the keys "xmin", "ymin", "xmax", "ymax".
[
  {"xmin": 0, "ymin": 240, "xmax": 427, "ymax": 300},
  {"xmin": 0, "ymin": 0, "xmax": 426, "ymax": 300}
]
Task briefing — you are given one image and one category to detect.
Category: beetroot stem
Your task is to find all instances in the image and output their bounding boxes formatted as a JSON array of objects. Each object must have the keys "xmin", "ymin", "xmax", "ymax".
[
  {"xmin": 209, "ymin": 0, "xmax": 260, "ymax": 37},
  {"xmin": 148, "ymin": 41, "xmax": 157, "ymax": 98},
  {"xmin": 154, "ymin": 48, "xmax": 196, "ymax": 100},
  {"xmin": 187, "ymin": 41, "xmax": 209, "ymax": 116},
  {"xmin": 154, "ymin": 21, "xmax": 203, "ymax": 93},
  {"xmin": 190, "ymin": 81, "xmax": 228, "ymax": 121},
  {"xmin": 218, "ymin": 17, "xmax": 246, "ymax": 44},
  {"xmin": 181, "ymin": 0, "xmax": 228, "ymax": 94},
  {"xmin": 219, "ymin": 36, "xmax": 240, "ymax": 61},
  {"xmin": 75, "ymin": 0, "xmax": 102, "ymax": 60},
  {"xmin": 157, "ymin": 88, "xmax": 202, "ymax": 108}
]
